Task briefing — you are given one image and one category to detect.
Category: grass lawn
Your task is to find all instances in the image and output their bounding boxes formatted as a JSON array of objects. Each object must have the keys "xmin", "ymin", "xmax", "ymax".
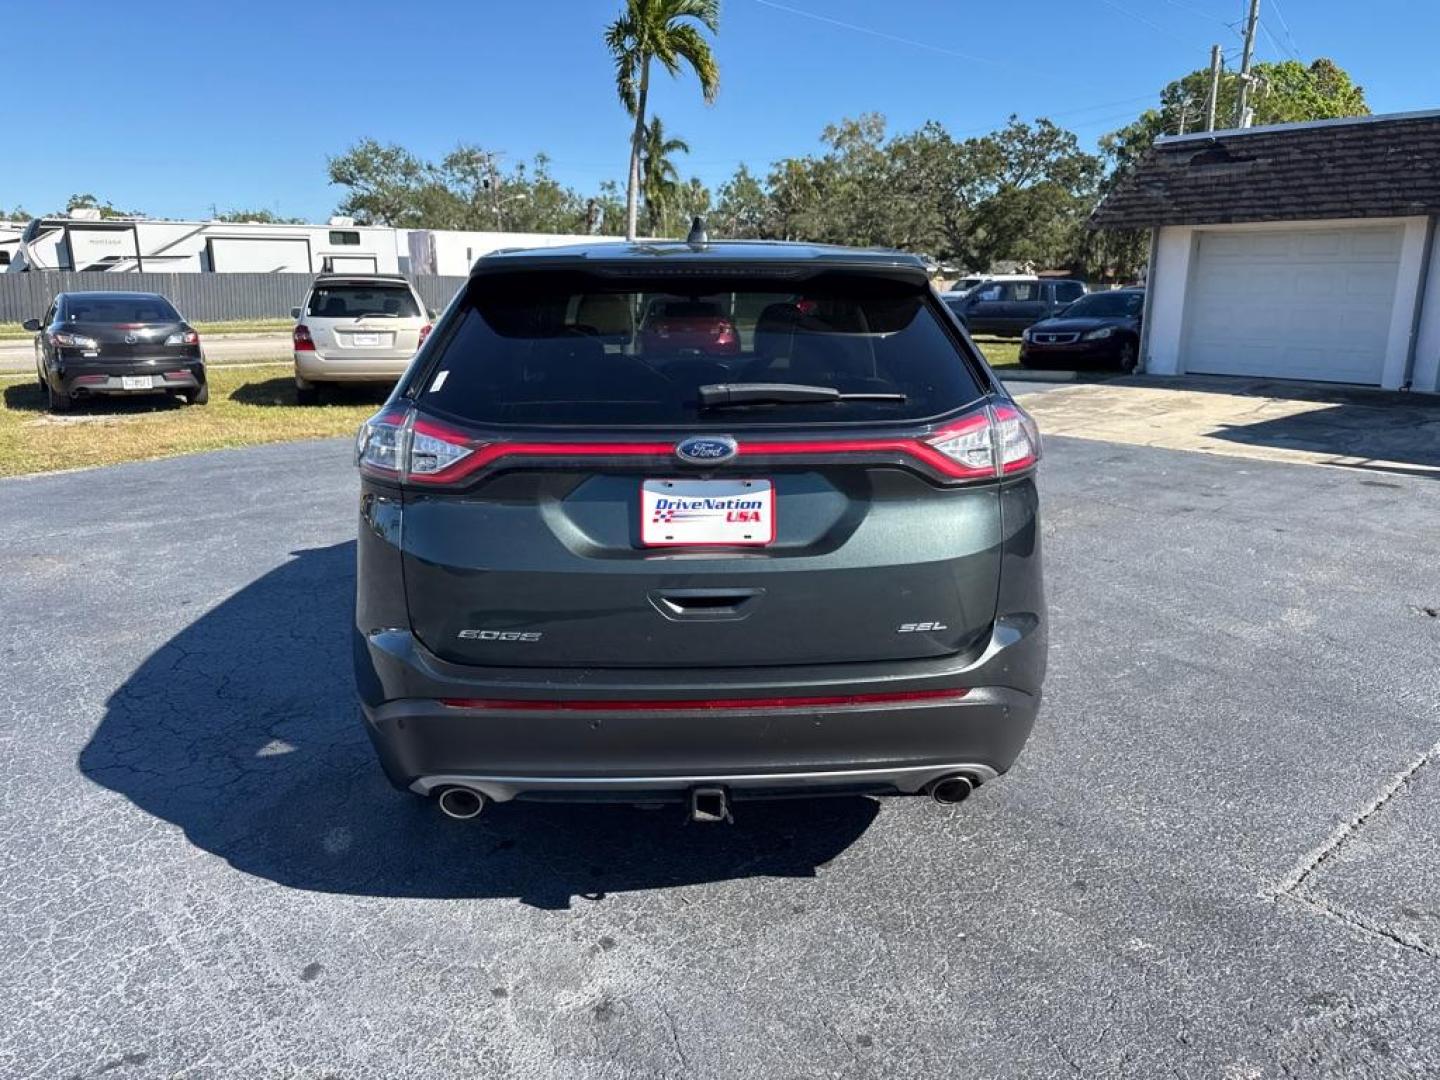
[
  {"xmin": 0, "ymin": 318, "xmax": 294, "ymax": 341},
  {"xmin": 0, "ymin": 364, "xmax": 382, "ymax": 478},
  {"xmin": 973, "ymin": 336, "xmax": 1020, "ymax": 368}
]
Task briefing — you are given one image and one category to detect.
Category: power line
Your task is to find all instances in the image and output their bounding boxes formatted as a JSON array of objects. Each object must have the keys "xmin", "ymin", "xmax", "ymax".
[
  {"xmin": 1094, "ymin": 0, "xmax": 1197, "ymax": 45},
  {"xmin": 749, "ymin": 0, "xmax": 1002, "ymax": 68},
  {"xmin": 1068, "ymin": 108, "xmax": 1174, "ymax": 132},
  {"xmin": 1267, "ymin": 0, "xmax": 1302, "ymax": 56},
  {"xmin": 1158, "ymin": 0, "xmax": 1232, "ymax": 26},
  {"xmin": 1259, "ymin": 18, "xmax": 1301, "ymax": 62}
]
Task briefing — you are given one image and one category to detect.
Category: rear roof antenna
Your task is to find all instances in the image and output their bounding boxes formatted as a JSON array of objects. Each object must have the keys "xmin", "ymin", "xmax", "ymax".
[{"xmin": 686, "ymin": 215, "xmax": 708, "ymax": 247}]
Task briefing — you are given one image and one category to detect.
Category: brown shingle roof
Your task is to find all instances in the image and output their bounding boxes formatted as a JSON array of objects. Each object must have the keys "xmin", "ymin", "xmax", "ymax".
[{"xmin": 1090, "ymin": 110, "xmax": 1440, "ymax": 230}]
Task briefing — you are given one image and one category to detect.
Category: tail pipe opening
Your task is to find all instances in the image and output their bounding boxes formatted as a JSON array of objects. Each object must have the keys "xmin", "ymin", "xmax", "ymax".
[
  {"xmin": 438, "ymin": 785, "xmax": 487, "ymax": 820},
  {"xmin": 928, "ymin": 773, "xmax": 980, "ymax": 805}
]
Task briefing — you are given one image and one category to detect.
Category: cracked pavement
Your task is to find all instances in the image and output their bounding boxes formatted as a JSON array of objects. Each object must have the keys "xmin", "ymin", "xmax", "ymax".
[{"xmin": 0, "ymin": 432, "xmax": 1437, "ymax": 1078}]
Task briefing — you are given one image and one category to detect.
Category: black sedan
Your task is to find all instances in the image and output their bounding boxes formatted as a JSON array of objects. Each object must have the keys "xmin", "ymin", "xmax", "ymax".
[
  {"xmin": 24, "ymin": 291, "xmax": 208, "ymax": 412},
  {"xmin": 1019, "ymin": 288, "xmax": 1144, "ymax": 372}
]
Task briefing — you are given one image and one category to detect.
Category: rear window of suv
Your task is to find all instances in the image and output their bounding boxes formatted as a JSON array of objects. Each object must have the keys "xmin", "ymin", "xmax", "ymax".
[
  {"xmin": 307, "ymin": 284, "xmax": 420, "ymax": 319},
  {"xmin": 414, "ymin": 272, "xmax": 985, "ymax": 427}
]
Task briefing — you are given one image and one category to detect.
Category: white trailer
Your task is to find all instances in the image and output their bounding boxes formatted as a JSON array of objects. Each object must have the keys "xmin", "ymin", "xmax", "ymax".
[
  {"xmin": 0, "ymin": 222, "xmax": 22, "ymax": 270},
  {"xmin": 406, "ymin": 229, "xmax": 623, "ymax": 276},
  {"xmin": 9, "ymin": 213, "xmax": 403, "ymax": 274}
]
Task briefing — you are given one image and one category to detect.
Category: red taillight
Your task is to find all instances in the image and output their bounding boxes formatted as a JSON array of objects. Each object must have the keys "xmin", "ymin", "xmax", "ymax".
[
  {"xmin": 355, "ymin": 410, "xmax": 479, "ymax": 481},
  {"xmin": 356, "ymin": 402, "xmax": 1039, "ymax": 486},
  {"xmin": 418, "ymin": 323, "xmax": 433, "ymax": 346},
  {"xmin": 438, "ymin": 688, "xmax": 969, "ymax": 712},
  {"xmin": 293, "ymin": 324, "xmax": 315, "ymax": 351}
]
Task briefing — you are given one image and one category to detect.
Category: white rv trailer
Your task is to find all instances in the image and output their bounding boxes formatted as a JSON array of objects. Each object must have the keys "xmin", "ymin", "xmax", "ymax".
[
  {"xmin": 0, "ymin": 222, "xmax": 22, "ymax": 270},
  {"xmin": 9, "ymin": 212, "xmax": 404, "ymax": 274},
  {"xmin": 405, "ymin": 229, "xmax": 624, "ymax": 276}
]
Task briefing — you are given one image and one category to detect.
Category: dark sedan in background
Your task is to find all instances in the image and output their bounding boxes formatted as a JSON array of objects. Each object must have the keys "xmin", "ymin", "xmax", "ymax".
[
  {"xmin": 24, "ymin": 291, "xmax": 208, "ymax": 412},
  {"xmin": 1019, "ymin": 287, "xmax": 1145, "ymax": 371}
]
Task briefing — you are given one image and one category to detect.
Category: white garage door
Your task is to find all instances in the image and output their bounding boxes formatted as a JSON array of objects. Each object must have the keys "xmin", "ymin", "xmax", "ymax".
[{"xmin": 1183, "ymin": 226, "xmax": 1403, "ymax": 384}]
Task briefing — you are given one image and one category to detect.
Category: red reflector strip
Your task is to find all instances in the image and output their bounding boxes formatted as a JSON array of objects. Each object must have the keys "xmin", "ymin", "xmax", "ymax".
[
  {"xmin": 466, "ymin": 439, "xmax": 678, "ymax": 470},
  {"xmin": 402, "ymin": 415, "xmax": 1002, "ymax": 484},
  {"xmin": 72, "ymin": 375, "xmax": 107, "ymax": 384},
  {"xmin": 438, "ymin": 688, "xmax": 968, "ymax": 712},
  {"xmin": 163, "ymin": 371, "xmax": 191, "ymax": 380},
  {"xmin": 743, "ymin": 432, "xmax": 992, "ymax": 480}
]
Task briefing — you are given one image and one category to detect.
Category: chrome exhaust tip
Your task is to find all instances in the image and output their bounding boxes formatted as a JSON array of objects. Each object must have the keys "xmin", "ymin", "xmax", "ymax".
[
  {"xmin": 928, "ymin": 774, "xmax": 976, "ymax": 805},
  {"xmin": 437, "ymin": 786, "xmax": 487, "ymax": 820}
]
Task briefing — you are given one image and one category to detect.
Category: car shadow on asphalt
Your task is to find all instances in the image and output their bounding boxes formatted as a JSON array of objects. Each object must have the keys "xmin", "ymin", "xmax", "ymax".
[
  {"xmin": 79, "ymin": 541, "xmax": 879, "ymax": 909},
  {"xmin": 229, "ymin": 377, "xmax": 392, "ymax": 407}
]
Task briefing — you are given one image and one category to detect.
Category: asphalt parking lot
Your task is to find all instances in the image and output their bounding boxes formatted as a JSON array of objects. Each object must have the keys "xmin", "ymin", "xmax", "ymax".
[{"xmin": 2, "ymin": 426, "xmax": 1438, "ymax": 1079}]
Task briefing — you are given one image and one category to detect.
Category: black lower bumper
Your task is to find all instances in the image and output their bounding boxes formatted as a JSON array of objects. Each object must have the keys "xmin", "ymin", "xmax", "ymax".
[
  {"xmin": 355, "ymin": 618, "xmax": 1044, "ymax": 801},
  {"xmin": 1019, "ymin": 341, "xmax": 1123, "ymax": 368},
  {"xmin": 59, "ymin": 359, "xmax": 205, "ymax": 396}
]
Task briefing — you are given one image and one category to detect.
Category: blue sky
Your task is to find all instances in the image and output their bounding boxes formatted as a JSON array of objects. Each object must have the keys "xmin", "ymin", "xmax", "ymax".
[{"xmin": 8, "ymin": 0, "xmax": 1440, "ymax": 223}]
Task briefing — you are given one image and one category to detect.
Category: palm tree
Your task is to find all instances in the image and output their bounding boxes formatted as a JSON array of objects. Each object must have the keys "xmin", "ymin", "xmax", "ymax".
[
  {"xmin": 605, "ymin": 0, "xmax": 720, "ymax": 241},
  {"xmin": 640, "ymin": 117, "xmax": 690, "ymax": 236}
]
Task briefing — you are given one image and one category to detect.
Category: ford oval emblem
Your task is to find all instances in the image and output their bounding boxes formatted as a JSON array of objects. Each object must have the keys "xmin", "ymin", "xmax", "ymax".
[{"xmin": 675, "ymin": 435, "xmax": 738, "ymax": 465}]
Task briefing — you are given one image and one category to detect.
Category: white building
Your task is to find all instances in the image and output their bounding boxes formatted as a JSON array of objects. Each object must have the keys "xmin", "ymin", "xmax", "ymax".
[{"xmin": 1092, "ymin": 109, "xmax": 1440, "ymax": 393}]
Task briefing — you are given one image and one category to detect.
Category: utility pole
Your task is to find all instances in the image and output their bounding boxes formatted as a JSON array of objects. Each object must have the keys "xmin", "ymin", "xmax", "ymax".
[
  {"xmin": 1235, "ymin": 0, "xmax": 1261, "ymax": 128},
  {"xmin": 1204, "ymin": 44, "xmax": 1223, "ymax": 131}
]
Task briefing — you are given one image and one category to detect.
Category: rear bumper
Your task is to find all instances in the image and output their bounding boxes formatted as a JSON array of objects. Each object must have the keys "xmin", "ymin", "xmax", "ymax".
[
  {"xmin": 409, "ymin": 763, "xmax": 1001, "ymax": 804},
  {"xmin": 1019, "ymin": 339, "xmax": 1123, "ymax": 366},
  {"xmin": 295, "ymin": 351, "xmax": 410, "ymax": 382},
  {"xmin": 355, "ymin": 617, "xmax": 1044, "ymax": 801},
  {"xmin": 58, "ymin": 358, "xmax": 204, "ymax": 395}
]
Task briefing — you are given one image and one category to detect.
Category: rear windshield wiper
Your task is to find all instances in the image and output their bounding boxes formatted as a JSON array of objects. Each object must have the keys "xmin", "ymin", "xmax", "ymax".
[{"xmin": 698, "ymin": 382, "xmax": 907, "ymax": 408}]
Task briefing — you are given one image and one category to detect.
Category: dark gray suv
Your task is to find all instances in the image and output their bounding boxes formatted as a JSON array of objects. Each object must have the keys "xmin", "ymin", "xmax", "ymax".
[{"xmin": 353, "ymin": 239, "xmax": 1046, "ymax": 821}]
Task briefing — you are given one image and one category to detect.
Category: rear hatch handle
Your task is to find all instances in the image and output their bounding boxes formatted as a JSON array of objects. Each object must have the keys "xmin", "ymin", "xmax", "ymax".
[{"xmin": 648, "ymin": 587, "xmax": 765, "ymax": 621}]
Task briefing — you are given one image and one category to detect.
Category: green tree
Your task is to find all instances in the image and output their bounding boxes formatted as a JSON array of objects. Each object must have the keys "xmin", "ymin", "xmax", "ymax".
[
  {"xmin": 639, "ymin": 116, "xmax": 690, "ymax": 236},
  {"xmin": 674, "ymin": 176, "xmax": 711, "ymax": 234},
  {"xmin": 588, "ymin": 180, "xmax": 629, "ymax": 236},
  {"xmin": 326, "ymin": 140, "xmax": 429, "ymax": 226},
  {"xmin": 714, "ymin": 163, "xmax": 768, "ymax": 238},
  {"xmin": 64, "ymin": 193, "xmax": 143, "ymax": 219},
  {"xmin": 751, "ymin": 113, "xmax": 1097, "ymax": 271},
  {"xmin": 328, "ymin": 140, "xmax": 600, "ymax": 232},
  {"xmin": 1255, "ymin": 58, "xmax": 1369, "ymax": 122},
  {"xmin": 605, "ymin": 0, "xmax": 720, "ymax": 241},
  {"xmin": 214, "ymin": 208, "xmax": 306, "ymax": 224},
  {"xmin": 954, "ymin": 117, "xmax": 1101, "ymax": 272}
]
